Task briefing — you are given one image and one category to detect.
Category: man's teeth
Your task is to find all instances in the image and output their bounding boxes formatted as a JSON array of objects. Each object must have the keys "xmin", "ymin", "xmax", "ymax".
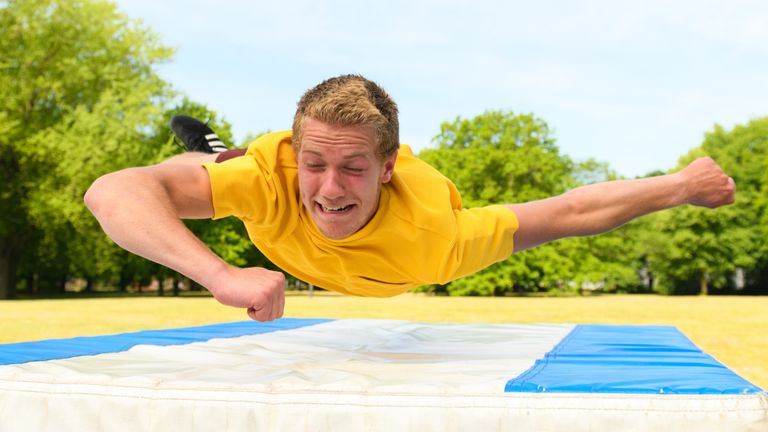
[{"xmin": 322, "ymin": 204, "xmax": 350, "ymax": 212}]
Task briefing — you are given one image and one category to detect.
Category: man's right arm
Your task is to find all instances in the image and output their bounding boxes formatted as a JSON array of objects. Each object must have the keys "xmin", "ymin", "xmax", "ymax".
[
  {"xmin": 84, "ymin": 164, "xmax": 285, "ymax": 321},
  {"xmin": 506, "ymin": 157, "xmax": 735, "ymax": 252}
]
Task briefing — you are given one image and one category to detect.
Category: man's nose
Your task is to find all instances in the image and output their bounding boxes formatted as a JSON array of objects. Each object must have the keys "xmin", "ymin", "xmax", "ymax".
[{"xmin": 320, "ymin": 169, "xmax": 345, "ymax": 199}]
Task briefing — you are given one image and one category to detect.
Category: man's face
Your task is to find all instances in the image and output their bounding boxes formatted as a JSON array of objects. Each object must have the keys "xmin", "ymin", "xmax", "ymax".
[{"xmin": 297, "ymin": 118, "xmax": 396, "ymax": 240}]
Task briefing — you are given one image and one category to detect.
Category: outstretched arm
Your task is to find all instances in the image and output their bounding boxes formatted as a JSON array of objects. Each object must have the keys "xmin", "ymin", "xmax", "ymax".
[
  {"xmin": 507, "ymin": 157, "xmax": 735, "ymax": 252},
  {"xmin": 84, "ymin": 162, "xmax": 285, "ymax": 321}
]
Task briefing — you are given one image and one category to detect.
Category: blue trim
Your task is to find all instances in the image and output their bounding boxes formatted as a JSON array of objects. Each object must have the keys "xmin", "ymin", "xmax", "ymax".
[
  {"xmin": 505, "ymin": 324, "xmax": 764, "ymax": 395},
  {"xmin": 0, "ymin": 318, "xmax": 332, "ymax": 366}
]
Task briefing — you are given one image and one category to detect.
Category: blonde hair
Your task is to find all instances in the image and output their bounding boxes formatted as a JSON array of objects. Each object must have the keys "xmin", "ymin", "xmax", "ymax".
[{"xmin": 292, "ymin": 74, "xmax": 399, "ymax": 158}]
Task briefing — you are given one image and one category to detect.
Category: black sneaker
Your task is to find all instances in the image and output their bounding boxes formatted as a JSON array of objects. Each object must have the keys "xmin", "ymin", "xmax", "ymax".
[{"xmin": 169, "ymin": 115, "xmax": 228, "ymax": 153}]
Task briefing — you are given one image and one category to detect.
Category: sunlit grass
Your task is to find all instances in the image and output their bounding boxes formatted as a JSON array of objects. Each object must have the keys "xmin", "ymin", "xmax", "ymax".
[{"xmin": 1, "ymin": 294, "xmax": 765, "ymax": 389}]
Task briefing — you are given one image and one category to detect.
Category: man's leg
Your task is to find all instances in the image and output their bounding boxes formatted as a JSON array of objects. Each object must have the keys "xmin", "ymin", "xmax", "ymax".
[
  {"xmin": 214, "ymin": 148, "xmax": 247, "ymax": 162},
  {"xmin": 160, "ymin": 149, "xmax": 248, "ymax": 166},
  {"xmin": 161, "ymin": 152, "xmax": 218, "ymax": 166}
]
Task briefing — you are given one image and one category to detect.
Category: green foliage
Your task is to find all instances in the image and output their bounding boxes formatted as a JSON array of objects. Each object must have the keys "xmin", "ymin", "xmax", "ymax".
[
  {"xmin": 0, "ymin": 0, "xmax": 175, "ymax": 296},
  {"xmin": 0, "ymin": 0, "xmax": 269, "ymax": 296},
  {"xmin": 646, "ymin": 209, "xmax": 715, "ymax": 294},
  {"xmin": 646, "ymin": 118, "xmax": 768, "ymax": 294},
  {"xmin": 422, "ymin": 111, "xmax": 573, "ymax": 206}
]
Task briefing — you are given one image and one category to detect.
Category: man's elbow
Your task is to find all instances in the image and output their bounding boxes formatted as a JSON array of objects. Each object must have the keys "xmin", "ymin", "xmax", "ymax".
[
  {"xmin": 84, "ymin": 175, "xmax": 108, "ymax": 217},
  {"xmin": 84, "ymin": 171, "xmax": 129, "ymax": 217},
  {"xmin": 562, "ymin": 189, "xmax": 587, "ymax": 217}
]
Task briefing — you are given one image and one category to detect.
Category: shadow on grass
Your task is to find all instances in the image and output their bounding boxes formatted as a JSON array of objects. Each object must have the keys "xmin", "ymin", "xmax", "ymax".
[
  {"xmin": 6, "ymin": 291, "xmax": 214, "ymax": 300},
  {"xmin": 5, "ymin": 290, "xmax": 335, "ymax": 300}
]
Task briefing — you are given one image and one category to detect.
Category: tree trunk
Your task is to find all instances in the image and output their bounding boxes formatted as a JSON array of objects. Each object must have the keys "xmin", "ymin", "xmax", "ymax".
[
  {"xmin": 699, "ymin": 272, "xmax": 709, "ymax": 296},
  {"xmin": 0, "ymin": 253, "xmax": 13, "ymax": 299},
  {"xmin": 119, "ymin": 272, "xmax": 129, "ymax": 292},
  {"xmin": 190, "ymin": 279, "xmax": 203, "ymax": 291},
  {"xmin": 0, "ymin": 237, "xmax": 20, "ymax": 299},
  {"xmin": 25, "ymin": 273, "xmax": 35, "ymax": 295}
]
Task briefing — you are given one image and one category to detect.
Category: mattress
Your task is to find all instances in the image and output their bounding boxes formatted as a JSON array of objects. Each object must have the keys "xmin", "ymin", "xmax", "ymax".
[{"xmin": 0, "ymin": 318, "xmax": 766, "ymax": 431}]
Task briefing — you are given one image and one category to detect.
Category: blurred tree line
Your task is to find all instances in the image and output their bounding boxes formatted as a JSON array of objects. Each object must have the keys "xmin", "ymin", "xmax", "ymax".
[{"xmin": 1, "ymin": 0, "xmax": 766, "ymax": 298}]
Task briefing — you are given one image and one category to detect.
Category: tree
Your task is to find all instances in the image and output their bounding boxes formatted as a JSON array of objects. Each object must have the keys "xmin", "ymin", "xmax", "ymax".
[
  {"xmin": 421, "ymin": 111, "xmax": 574, "ymax": 206},
  {"xmin": 0, "ymin": 0, "xmax": 173, "ymax": 298}
]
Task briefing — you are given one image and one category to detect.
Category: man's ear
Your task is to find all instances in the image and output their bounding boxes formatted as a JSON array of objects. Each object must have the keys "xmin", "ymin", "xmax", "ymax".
[{"xmin": 380, "ymin": 151, "xmax": 397, "ymax": 183}]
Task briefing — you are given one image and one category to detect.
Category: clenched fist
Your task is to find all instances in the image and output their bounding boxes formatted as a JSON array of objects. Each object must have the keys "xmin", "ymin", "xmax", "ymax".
[
  {"xmin": 678, "ymin": 157, "xmax": 736, "ymax": 208},
  {"xmin": 208, "ymin": 266, "xmax": 286, "ymax": 322}
]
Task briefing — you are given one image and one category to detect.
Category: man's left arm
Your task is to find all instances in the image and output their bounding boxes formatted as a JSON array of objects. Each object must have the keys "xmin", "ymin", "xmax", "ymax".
[{"xmin": 506, "ymin": 157, "xmax": 735, "ymax": 253}]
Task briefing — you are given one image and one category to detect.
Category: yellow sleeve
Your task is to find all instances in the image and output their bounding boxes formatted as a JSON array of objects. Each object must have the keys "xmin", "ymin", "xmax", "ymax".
[
  {"xmin": 202, "ymin": 155, "xmax": 281, "ymax": 224},
  {"xmin": 442, "ymin": 205, "xmax": 519, "ymax": 282}
]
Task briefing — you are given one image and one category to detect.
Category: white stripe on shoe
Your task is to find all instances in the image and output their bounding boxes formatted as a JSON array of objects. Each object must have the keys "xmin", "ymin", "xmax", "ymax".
[{"xmin": 209, "ymin": 140, "xmax": 228, "ymax": 152}]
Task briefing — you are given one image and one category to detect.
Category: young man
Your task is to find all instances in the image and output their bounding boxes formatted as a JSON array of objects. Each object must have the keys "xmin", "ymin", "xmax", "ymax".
[{"xmin": 85, "ymin": 74, "xmax": 736, "ymax": 322}]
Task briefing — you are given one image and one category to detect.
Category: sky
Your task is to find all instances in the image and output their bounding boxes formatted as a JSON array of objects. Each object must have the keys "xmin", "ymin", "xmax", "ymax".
[{"xmin": 116, "ymin": 0, "xmax": 768, "ymax": 177}]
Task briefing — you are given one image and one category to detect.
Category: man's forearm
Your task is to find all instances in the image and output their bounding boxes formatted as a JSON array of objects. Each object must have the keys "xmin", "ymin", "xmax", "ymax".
[
  {"xmin": 561, "ymin": 173, "xmax": 686, "ymax": 236},
  {"xmin": 84, "ymin": 168, "xmax": 227, "ymax": 289}
]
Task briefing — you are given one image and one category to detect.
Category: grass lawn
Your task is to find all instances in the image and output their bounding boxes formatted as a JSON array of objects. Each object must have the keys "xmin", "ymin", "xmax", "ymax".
[{"xmin": 1, "ymin": 293, "xmax": 765, "ymax": 389}]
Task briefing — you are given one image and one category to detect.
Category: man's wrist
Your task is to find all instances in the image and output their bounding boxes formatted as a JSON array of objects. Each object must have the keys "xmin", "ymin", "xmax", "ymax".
[
  {"xmin": 668, "ymin": 171, "xmax": 691, "ymax": 207},
  {"xmin": 196, "ymin": 259, "xmax": 231, "ymax": 296}
]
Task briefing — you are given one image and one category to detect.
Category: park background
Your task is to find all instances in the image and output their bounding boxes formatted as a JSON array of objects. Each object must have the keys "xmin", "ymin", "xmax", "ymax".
[{"xmin": 1, "ymin": 0, "xmax": 766, "ymax": 386}]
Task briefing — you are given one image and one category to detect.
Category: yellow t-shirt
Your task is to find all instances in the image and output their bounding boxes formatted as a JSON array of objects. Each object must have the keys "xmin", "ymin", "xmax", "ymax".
[{"xmin": 203, "ymin": 131, "xmax": 519, "ymax": 297}]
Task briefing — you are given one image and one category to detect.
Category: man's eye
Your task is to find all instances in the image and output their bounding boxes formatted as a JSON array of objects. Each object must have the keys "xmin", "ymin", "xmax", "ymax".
[{"xmin": 346, "ymin": 167, "xmax": 365, "ymax": 173}]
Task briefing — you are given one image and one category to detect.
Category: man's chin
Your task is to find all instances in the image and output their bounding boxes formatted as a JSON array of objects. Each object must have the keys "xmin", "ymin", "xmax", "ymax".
[
  {"xmin": 311, "ymin": 207, "xmax": 360, "ymax": 240},
  {"xmin": 317, "ymin": 224, "xmax": 355, "ymax": 240}
]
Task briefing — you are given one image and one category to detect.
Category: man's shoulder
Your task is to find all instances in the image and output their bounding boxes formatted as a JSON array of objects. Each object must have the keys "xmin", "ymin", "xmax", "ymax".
[
  {"xmin": 384, "ymin": 147, "xmax": 463, "ymax": 238},
  {"xmin": 245, "ymin": 130, "xmax": 294, "ymax": 153},
  {"xmin": 391, "ymin": 147, "xmax": 459, "ymax": 200},
  {"xmin": 241, "ymin": 131, "xmax": 296, "ymax": 169}
]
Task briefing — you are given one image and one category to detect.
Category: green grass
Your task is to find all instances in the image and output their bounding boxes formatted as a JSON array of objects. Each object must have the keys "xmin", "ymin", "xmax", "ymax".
[{"xmin": 1, "ymin": 293, "xmax": 765, "ymax": 389}]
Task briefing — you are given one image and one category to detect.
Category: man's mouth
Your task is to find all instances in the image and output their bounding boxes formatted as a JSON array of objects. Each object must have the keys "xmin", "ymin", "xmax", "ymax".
[{"xmin": 317, "ymin": 203, "xmax": 354, "ymax": 214}]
